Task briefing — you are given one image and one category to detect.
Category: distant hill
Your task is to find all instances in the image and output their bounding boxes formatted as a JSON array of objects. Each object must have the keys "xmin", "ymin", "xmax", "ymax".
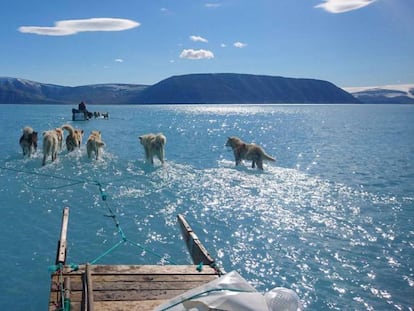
[
  {"xmin": 344, "ymin": 84, "xmax": 414, "ymax": 104},
  {"xmin": 0, "ymin": 74, "xmax": 358, "ymax": 104},
  {"xmin": 0, "ymin": 77, "xmax": 148, "ymax": 105},
  {"xmin": 134, "ymin": 73, "xmax": 358, "ymax": 104}
]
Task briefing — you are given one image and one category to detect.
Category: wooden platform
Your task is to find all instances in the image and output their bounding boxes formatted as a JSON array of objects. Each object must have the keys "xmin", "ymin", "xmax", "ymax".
[
  {"xmin": 48, "ymin": 208, "xmax": 221, "ymax": 310},
  {"xmin": 49, "ymin": 264, "xmax": 218, "ymax": 310}
]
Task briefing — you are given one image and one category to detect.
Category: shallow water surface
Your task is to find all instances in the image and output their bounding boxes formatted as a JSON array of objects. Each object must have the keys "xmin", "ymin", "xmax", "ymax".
[{"xmin": 0, "ymin": 104, "xmax": 413, "ymax": 310}]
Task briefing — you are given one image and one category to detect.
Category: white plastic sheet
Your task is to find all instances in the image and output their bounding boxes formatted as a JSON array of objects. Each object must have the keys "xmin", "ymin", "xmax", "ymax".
[{"xmin": 155, "ymin": 270, "xmax": 300, "ymax": 311}]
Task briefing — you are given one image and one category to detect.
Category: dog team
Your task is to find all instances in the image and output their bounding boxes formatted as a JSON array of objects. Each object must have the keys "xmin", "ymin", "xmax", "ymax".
[
  {"xmin": 19, "ymin": 124, "xmax": 106, "ymax": 166},
  {"xmin": 20, "ymin": 125, "xmax": 275, "ymax": 170}
]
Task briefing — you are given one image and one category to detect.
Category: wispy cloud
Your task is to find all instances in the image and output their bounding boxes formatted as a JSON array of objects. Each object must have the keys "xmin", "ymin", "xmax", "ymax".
[
  {"xmin": 18, "ymin": 18, "xmax": 140, "ymax": 36},
  {"xmin": 114, "ymin": 58, "xmax": 124, "ymax": 63},
  {"xmin": 205, "ymin": 3, "xmax": 222, "ymax": 8},
  {"xmin": 180, "ymin": 49, "xmax": 214, "ymax": 60},
  {"xmin": 190, "ymin": 35, "xmax": 208, "ymax": 43},
  {"xmin": 315, "ymin": 0, "xmax": 376, "ymax": 13},
  {"xmin": 160, "ymin": 7, "xmax": 173, "ymax": 15},
  {"xmin": 234, "ymin": 41, "xmax": 247, "ymax": 48}
]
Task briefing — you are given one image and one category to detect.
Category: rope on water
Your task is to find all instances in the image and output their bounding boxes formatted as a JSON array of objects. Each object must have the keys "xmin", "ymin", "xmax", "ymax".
[
  {"xmin": 0, "ymin": 166, "xmax": 87, "ymax": 184},
  {"xmin": 90, "ymin": 239, "xmax": 125, "ymax": 265},
  {"xmin": 90, "ymin": 181, "xmax": 178, "ymax": 265},
  {"xmin": 1, "ymin": 165, "xmax": 180, "ymax": 265},
  {"xmin": 0, "ymin": 166, "xmax": 90, "ymax": 190}
]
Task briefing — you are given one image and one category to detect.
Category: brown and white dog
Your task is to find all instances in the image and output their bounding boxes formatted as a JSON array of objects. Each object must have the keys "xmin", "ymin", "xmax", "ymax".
[
  {"xmin": 42, "ymin": 128, "xmax": 63, "ymax": 166},
  {"xmin": 139, "ymin": 133, "xmax": 166, "ymax": 164},
  {"xmin": 225, "ymin": 136, "xmax": 275, "ymax": 170},
  {"xmin": 19, "ymin": 126, "xmax": 38, "ymax": 157},
  {"xmin": 62, "ymin": 124, "xmax": 84, "ymax": 152},
  {"xmin": 55, "ymin": 128, "xmax": 64, "ymax": 151},
  {"xmin": 86, "ymin": 130, "xmax": 105, "ymax": 160}
]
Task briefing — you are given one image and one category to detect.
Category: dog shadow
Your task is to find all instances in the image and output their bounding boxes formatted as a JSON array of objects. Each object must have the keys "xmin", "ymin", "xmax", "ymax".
[
  {"xmin": 138, "ymin": 161, "xmax": 164, "ymax": 174},
  {"xmin": 219, "ymin": 159, "xmax": 273, "ymax": 175},
  {"xmin": 233, "ymin": 164, "xmax": 270, "ymax": 175}
]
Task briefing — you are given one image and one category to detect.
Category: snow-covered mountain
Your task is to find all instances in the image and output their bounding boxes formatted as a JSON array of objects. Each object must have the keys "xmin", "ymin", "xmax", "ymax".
[
  {"xmin": 0, "ymin": 77, "xmax": 148, "ymax": 104},
  {"xmin": 343, "ymin": 84, "xmax": 414, "ymax": 104}
]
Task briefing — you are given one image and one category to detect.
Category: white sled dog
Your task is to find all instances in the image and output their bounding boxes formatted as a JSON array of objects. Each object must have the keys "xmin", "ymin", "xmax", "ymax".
[
  {"xmin": 226, "ymin": 136, "xmax": 275, "ymax": 170},
  {"xmin": 42, "ymin": 128, "xmax": 63, "ymax": 166},
  {"xmin": 62, "ymin": 124, "xmax": 84, "ymax": 152},
  {"xmin": 139, "ymin": 133, "xmax": 167, "ymax": 164},
  {"xmin": 86, "ymin": 130, "xmax": 105, "ymax": 160},
  {"xmin": 19, "ymin": 126, "xmax": 38, "ymax": 157}
]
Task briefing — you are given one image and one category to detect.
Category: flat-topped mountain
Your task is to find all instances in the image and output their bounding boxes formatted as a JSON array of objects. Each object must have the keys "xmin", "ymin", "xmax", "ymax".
[
  {"xmin": 134, "ymin": 73, "xmax": 358, "ymax": 104},
  {"xmin": 0, "ymin": 74, "xmax": 359, "ymax": 104}
]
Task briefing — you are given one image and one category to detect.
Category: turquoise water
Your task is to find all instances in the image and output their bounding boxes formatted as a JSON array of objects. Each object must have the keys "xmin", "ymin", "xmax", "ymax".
[{"xmin": 0, "ymin": 104, "xmax": 413, "ymax": 310}]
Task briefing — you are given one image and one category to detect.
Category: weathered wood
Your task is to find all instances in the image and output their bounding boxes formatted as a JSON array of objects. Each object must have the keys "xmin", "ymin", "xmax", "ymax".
[
  {"xmin": 49, "ymin": 209, "xmax": 222, "ymax": 311},
  {"xmin": 84, "ymin": 263, "xmax": 94, "ymax": 311},
  {"xmin": 62, "ymin": 278, "xmax": 216, "ymax": 291},
  {"xmin": 52, "ymin": 272, "xmax": 216, "ymax": 285},
  {"xmin": 95, "ymin": 300, "xmax": 165, "ymax": 311},
  {"xmin": 53, "ymin": 288, "xmax": 192, "ymax": 302},
  {"xmin": 49, "ymin": 264, "xmax": 219, "ymax": 309},
  {"xmin": 53, "ymin": 300, "xmax": 165, "ymax": 311},
  {"xmin": 63, "ymin": 277, "xmax": 71, "ymax": 311},
  {"xmin": 64, "ymin": 277, "xmax": 70, "ymax": 300},
  {"xmin": 177, "ymin": 214, "xmax": 217, "ymax": 267},
  {"xmin": 56, "ymin": 207, "xmax": 69, "ymax": 265},
  {"xmin": 59, "ymin": 264, "xmax": 217, "ymax": 275},
  {"xmin": 90, "ymin": 264, "xmax": 217, "ymax": 275}
]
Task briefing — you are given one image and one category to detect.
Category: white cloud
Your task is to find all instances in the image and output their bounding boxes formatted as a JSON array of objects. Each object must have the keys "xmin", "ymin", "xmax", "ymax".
[
  {"xmin": 18, "ymin": 18, "xmax": 140, "ymax": 36},
  {"xmin": 315, "ymin": 0, "xmax": 376, "ymax": 13},
  {"xmin": 205, "ymin": 3, "xmax": 222, "ymax": 8},
  {"xmin": 190, "ymin": 35, "xmax": 208, "ymax": 43},
  {"xmin": 220, "ymin": 43, "xmax": 227, "ymax": 48},
  {"xmin": 179, "ymin": 49, "xmax": 214, "ymax": 60},
  {"xmin": 234, "ymin": 41, "xmax": 247, "ymax": 48},
  {"xmin": 344, "ymin": 84, "xmax": 414, "ymax": 98},
  {"xmin": 114, "ymin": 59, "xmax": 123, "ymax": 63},
  {"xmin": 160, "ymin": 7, "xmax": 172, "ymax": 14}
]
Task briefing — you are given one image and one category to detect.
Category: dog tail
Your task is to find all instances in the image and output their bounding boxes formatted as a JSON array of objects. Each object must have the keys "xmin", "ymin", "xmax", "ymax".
[
  {"xmin": 155, "ymin": 134, "xmax": 166, "ymax": 145},
  {"xmin": 62, "ymin": 124, "xmax": 75, "ymax": 135},
  {"xmin": 262, "ymin": 152, "xmax": 276, "ymax": 162}
]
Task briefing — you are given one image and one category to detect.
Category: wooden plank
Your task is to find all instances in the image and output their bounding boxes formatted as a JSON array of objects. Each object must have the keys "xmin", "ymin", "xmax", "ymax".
[
  {"xmin": 51, "ymin": 272, "xmax": 217, "ymax": 288},
  {"xmin": 94, "ymin": 289, "xmax": 187, "ymax": 301},
  {"xmin": 83, "ymin": 263, "xmax": 94, "ymax": 311},
  {"xmin": 87, "ymin": 263, "xmax": 94, "ymax": 311},
  {"xmin": 62, "ymin": 278, "xmax": 217, "ymax": 291},
  {"xmin": 63, "ymin": 277, "xmax": 71, "ymax": 310},
  {"xmin": 94, "ymin": 300, "xmax": 165, "ymax": 311},
  {"xmin": 49, "ymin": 264, "xmax": 219, "ymax": 304},
  {"xmin": 52, "ymin": 288, "xmax": 190, "ymax": 302},
  {"xmin": 89, "ymin": 264, "xmax": 217, "ymax": 275},
  {"xmin": 54, "ymin": 264, "xmax": 217, "ymax": 276},
  {"xmin": 48, "ymin": 209, "xmax": 224, "ymax": 310},
  {"xmin": 56, "ymin": 207, "xmax": 69, "ymax": 265},
  {"xmin": 52, "ymin": 300, "xmax": 165, "ymax": 311},
  {"xmin": 177, "ymin": 214, "xmax": 217, "ymax": 266}
]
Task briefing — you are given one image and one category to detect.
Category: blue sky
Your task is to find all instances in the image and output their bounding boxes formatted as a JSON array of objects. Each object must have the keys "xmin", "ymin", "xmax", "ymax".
[{"xmin": 1, "ymin": 0, "xmax": 413, "ymax": 88}]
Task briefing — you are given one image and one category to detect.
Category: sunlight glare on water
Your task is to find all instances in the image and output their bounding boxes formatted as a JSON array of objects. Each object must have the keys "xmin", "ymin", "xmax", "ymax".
[{"xmin": 0, "ymin": 104, "xmax": 413, "ymax": 310}]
